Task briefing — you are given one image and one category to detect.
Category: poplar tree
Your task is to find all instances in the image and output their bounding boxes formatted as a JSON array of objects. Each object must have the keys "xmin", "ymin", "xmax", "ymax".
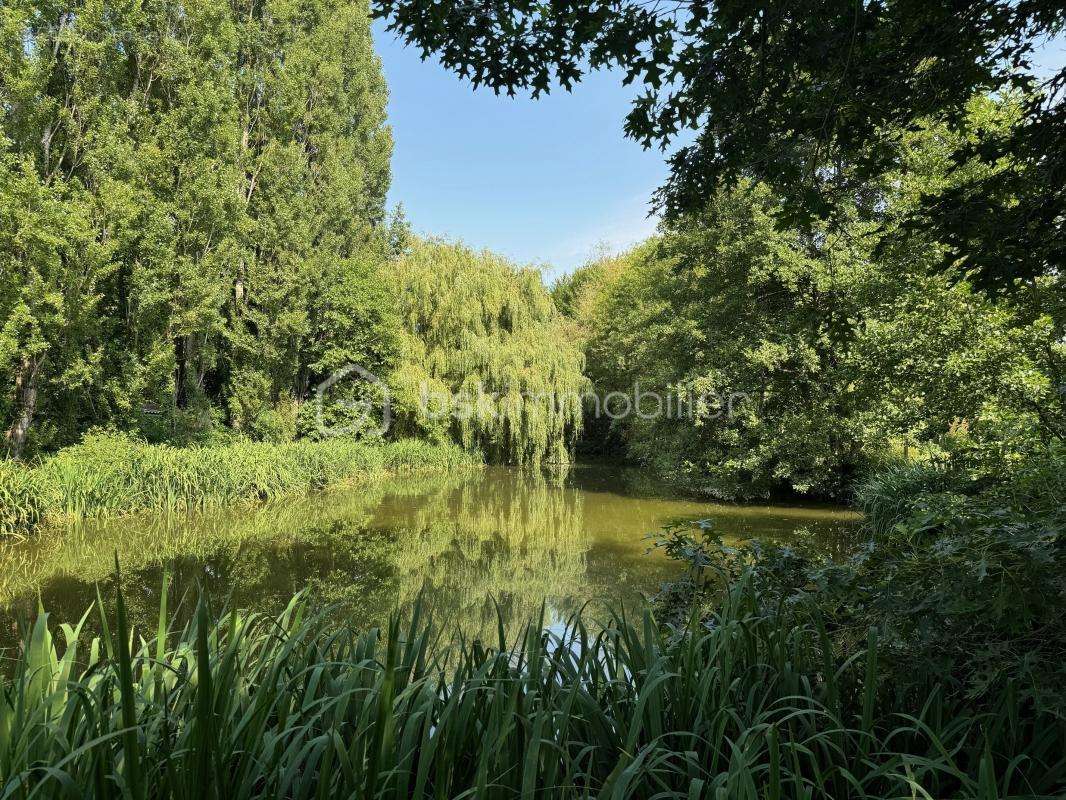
[{"xmin": 0, "ymin": 0, "xmax": 394, "ymax": 455}]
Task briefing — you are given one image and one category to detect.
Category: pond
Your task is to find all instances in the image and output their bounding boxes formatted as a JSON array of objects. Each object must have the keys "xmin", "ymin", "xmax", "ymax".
[{"xmin": 0, "ymin": 464, "xmax": 859, "ymax": 646}]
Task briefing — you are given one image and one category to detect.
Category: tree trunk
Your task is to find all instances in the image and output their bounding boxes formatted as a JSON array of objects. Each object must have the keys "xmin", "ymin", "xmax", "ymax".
[
  {"xmin": 174, "ymin": 335, "xmax": 188, "ymax": 409},
  {"xmin": 5, "ymin": 355, "xmax": 41, "ymax": 459}
]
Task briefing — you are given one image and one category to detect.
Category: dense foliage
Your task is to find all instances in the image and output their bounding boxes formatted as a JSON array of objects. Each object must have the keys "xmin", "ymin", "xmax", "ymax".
[
  {"xmin": 655, "ymin": 440, "xmax": 1066, "ymax": 726},
  {"xmin": 0, "ymin": 433, "xmax": 471, "ymax": 536},
  {"xmin": 1, "ymin": 0, "xmax": 395, "ymax": 457},
  {"xmin": 3, "ymin": 576, "xmax": 1063, "ymax": 798},
  {"xmin": 391, "ymin": 240, "xmax": 585, "ymax": 466},
  {"xmin": 2, "ymin": 3, "xmax": 1063, "ymax": 794},
  {"xmin": 376, "ymin": 0, "xmax": 1064, "ymax": 290},
  {"xmin": 558, "ymin": 102, "xmax": 1063, "ymax": 499}
]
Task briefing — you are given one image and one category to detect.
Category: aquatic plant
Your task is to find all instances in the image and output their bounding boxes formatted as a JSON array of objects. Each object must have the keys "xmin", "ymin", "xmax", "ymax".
[
  {"xmin": 0, "ymin": 463, "xmax": 40, "ymax": 538},
  {"xmin": 0, "ymin": 434, "xmax": 475, "ymax": 536},
  {"xmin": 853, "ymin": 456, "xmax": 965, "ymax": 536},
  {"xmin": 2, "ymin": 576, "xmax": 1062, "ymax": 799}
]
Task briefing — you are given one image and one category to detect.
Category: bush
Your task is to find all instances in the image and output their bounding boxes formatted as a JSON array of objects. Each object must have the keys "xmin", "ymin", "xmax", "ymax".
[
  {"xmin": 657, "ymin": 442, "xmax": 1066, "ymax": 717},
  {"xmin": 853, "ymin": 457, "xmax": 963, "ymax": 535}
]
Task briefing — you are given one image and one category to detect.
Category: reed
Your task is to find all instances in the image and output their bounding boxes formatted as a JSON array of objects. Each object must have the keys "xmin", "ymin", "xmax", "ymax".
[
  {"xmin": 853, "ymin": 457, "xmax": 959, "ymax": 536},
  {"xmin": 1, "ymin": 576, "xmax": 1062, "ymax": 799},
  {"xmin": 0, "ymin": 464, "xmax": 40, "ymax": 539},
  {"xmin": 0, "ymin": 434, "xmax": 475, "ymax": 536}
]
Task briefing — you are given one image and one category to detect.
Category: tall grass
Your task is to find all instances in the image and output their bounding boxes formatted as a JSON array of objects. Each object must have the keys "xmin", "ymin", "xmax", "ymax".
[
  {"xmin": 854, "ymin": 442, "xmax": 1066, "ymax": 537},
  {"xmin": 852, "ymin": 457, "xmax": 961, "ymax": 536},
  {"xmin": 0, "ymin": 464, "xmax": 40, "ymax": 537},
  {"xmin": 0, "ymin": 434, "xmax": 476, "ymax": 536},
  {"xmin": 2, "ymin": 576, "xmax": 1062, "ymax": 799}
]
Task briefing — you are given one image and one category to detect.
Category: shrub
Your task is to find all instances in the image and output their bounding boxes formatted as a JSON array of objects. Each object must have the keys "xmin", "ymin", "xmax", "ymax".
[
  {"xmin": 853, "ymin": 456, "xmax": 967, "ymax": 535},
  {"xmin": 660, "ymin": 442, "xmax": 1066, "ymax": 716}
]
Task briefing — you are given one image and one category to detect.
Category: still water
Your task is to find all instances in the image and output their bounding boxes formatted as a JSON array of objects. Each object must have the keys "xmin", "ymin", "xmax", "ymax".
[{"xmin": 0, "ymin": 464, "xmax": 858, "ymax": 643}]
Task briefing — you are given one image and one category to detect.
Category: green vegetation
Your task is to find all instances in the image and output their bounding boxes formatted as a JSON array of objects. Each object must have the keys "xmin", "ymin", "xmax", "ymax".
[
  {"xmin": 0, "ymin": 0, "xmax": 395, "ymax": 457},
  {"xmin": 1, "ymin": 4, "xmax": 587, "ymax": 467},
  {"xmin": 3, "ymin": 572, "xmax": 1063, "ymax": 799},
  {"xmin": 377, "ymin": 0, "xmax": 1063, "ymax": 291},
  {"xmin": 849, "ymin": 444, "xmax": 1066, "ymax": 707},
  {"xmin": 2, "ymin": 0, "xmax": 1064, "ymax": 793},
  {"xmin": 391, "ymin": 240, "xmax": 586, "ymax": 466},
  {"xmin": 0, "ymin": 461, "xmax": 41, "ymax": 535},
  {"xmin": 654, "ymin": 440, "xmax": 1066, "ymax": 744},
  {"xmin": 0, "ymin": 434, "xmax": 472, "ymax": 537},
  {"xmin": 557, "ymin": 102, "xmax": 1063, "ymax": 500}
]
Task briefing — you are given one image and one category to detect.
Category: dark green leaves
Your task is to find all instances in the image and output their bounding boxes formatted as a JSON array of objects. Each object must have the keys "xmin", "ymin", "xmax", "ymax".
[{"xmin": 375, "ymin": 0, "xmax": 1065, "ymax": 289}]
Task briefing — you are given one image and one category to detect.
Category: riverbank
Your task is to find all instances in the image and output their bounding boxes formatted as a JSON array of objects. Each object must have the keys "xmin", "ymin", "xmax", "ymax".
[
  {"xmin": 654, "ymin": 441, "xmax": 1066, "ymax": 743},
  {"xmin": 0, "ymin": 434, "xmax": 477, "ymax": 537}
]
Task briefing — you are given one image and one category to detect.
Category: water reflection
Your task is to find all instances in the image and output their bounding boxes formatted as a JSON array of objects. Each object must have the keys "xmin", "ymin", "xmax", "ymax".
[{"xmin": 0, "ymin": 464, "xmax": 859, "ymax": 646}]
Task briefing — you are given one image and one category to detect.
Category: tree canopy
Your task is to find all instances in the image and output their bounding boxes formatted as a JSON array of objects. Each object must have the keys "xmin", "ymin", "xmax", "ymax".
[
  {"xmin": 559, "ymin": 101, "xmax": 1062, "ymax": 498},
  {"xmin": 375, "ymin": 0, "xmax": 1065, "ymax": 290},
  {"xmin": 1, "ymin": 0, "xmax": 394, "ymax": 456}
]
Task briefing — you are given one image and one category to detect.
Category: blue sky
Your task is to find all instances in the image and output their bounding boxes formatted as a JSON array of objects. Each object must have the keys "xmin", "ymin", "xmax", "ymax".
[
  {"xmin": 374, "ymin": 21, "xmax": 675, "ymax": 279},
  {"xmin": 376, "ymin": 22, "xmax": 1066, "ymax": 278}
]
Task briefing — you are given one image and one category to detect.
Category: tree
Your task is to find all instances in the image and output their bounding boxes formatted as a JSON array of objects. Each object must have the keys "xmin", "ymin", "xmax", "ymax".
[
  {"xmin": 0, "ymin": 0, "xmax": 139, "ymax": 456},
  {"xmin": 1, "ymin": 0, "xmax": 394, "ymax": 454},
  {"xmin": 561, "ymin": 102, "xmax": 1061, "ymax": 498},
  {"xmin": 222, "ymin": 0, "xmax": 395, "ymax": 439},
  {"xmin": 390, "ymin": 240, "xmax": 586, "ymax": 466},
  {"xmin": 375, "ymin": 0, "xmax": 1065, "ymax": 290}
]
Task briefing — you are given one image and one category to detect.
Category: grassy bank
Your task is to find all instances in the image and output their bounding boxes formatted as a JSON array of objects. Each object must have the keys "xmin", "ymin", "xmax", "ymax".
[
  {"xmin": 3, "ymin": 578, "xmax": 1063, "ymax": 799},
  {"xmin": 0, "ymin": 434, "xmax": 476, "ymax": 536}
]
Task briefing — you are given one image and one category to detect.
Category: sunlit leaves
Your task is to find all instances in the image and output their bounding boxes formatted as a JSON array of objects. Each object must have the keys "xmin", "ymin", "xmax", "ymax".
[
  {"xmin": 391, "ymin": 240, "xmax": 586, "ymax": 466},
  {"xmin": 0, "ymin": 0, "xmax": 394, "ymax": 452},
  {"xmin": 375, "ymin": 0, "xmax": 1065, "ymax": 289}
]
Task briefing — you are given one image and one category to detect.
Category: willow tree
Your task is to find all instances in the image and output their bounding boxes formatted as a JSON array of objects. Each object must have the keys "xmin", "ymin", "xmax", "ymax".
[{"xmin": 390, "ymin": 240, "xmax": 585, "ymax": 466}]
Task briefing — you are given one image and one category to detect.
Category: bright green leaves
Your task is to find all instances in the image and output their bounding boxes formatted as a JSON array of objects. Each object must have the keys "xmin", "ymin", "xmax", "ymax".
[
  {"xmin": 0, "ymin": 0, "xmax": 394, "ymax": 453},
  {"xmin": 376, "ymin": 0, "xmax": 1064, "ymax": 290},
  {"xmin": 561, "ymin": 107, "xmax": 1062, "ymax": 498},
  {"xmin": 391, "ymin": 240, "xmax": 586, "ymax": 466}
]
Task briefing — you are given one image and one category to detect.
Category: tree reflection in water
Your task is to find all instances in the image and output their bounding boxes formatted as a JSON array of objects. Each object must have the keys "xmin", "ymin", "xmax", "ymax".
[{"xmin": 0, "ymin": 464, "xmax": 858, "ymax": 650}]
